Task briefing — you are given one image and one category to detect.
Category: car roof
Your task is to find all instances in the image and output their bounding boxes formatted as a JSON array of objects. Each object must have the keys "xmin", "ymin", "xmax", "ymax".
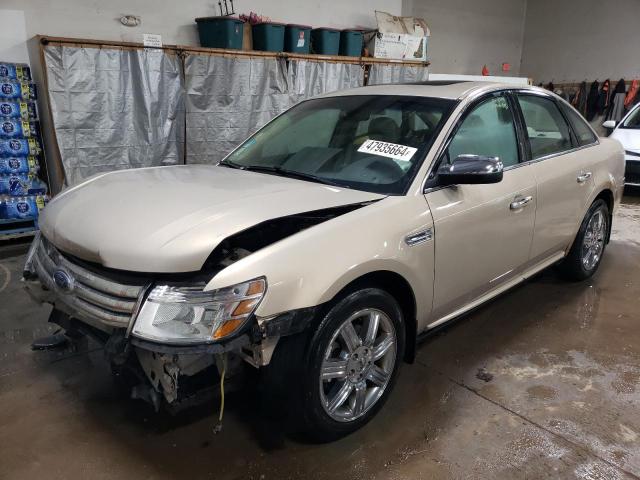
[{"xmin": 322, "ymin": 81, "xmax": 540, "ymax": 101}]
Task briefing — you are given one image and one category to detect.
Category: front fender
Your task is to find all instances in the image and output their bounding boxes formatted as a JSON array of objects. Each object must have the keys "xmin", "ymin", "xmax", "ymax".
[{"xmin": 205, "ymin": 195, "xmax": 435, "ymax": 330}]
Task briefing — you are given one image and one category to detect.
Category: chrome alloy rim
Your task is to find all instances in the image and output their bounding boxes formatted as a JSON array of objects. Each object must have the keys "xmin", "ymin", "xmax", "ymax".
[
  {"xmin": 319, "ymin": 308, "xmax": 397, "ymax": 422},
  {"xmin": 582, "ymin": 210, "xmax": 606, "ymax": 271}
]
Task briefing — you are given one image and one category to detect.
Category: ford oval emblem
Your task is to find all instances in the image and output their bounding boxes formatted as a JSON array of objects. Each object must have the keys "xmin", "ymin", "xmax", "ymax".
[{"xmin": 53, "ymin": 269, "xmax": 74, "ymax": 293}]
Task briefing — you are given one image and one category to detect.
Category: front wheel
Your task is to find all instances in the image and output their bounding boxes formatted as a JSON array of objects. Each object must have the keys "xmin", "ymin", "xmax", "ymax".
[
  {"xmin": 559, "ymin": 199, "xmax": 610, "ymax": 281},
  {"xmin": 300, "ymin": 288, "xmax": 405, "ymax": 441}
]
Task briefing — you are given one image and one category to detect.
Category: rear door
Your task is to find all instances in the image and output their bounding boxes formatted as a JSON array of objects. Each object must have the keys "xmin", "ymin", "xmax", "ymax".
[
  {"xmin": 425, "ymin": 92, "xmax": 537, "ymax": 323},
  {"xmin": 514, "ymin": 93, "xmax": 596, "ymax": 261}
]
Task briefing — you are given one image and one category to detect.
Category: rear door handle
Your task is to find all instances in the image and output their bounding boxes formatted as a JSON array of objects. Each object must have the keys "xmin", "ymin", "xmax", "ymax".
[
  {"xmin": 510, "ymin": 195, "xmax": 533, "ymax": 210},
  {"xmin": 577, "ymin": 172, "xmax": 592, "ymax": 183}
]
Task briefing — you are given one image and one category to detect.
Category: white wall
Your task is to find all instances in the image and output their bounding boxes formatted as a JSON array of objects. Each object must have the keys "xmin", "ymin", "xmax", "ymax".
[
  {"xmin": 0, "ymin": 0, "xmax": 401, "ymax": 49},
  {"xmin": 403, "ymin": 0, "xmax": 527, "ymax": 76},
  {"xmin": 0, "ymin": 0, "xmax": 402, "ymax": 192},
  {"xmin": 520, "ymin": 0, "xmax": 640, "ymax": 83},
  {"xmin": 0, "ymin": 10, "xmax": 29, "ymax": 63}
]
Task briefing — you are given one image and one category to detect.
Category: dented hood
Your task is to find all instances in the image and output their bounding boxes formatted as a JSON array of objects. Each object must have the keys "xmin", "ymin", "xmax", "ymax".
[{"xmin": 39, "ymin": 165, "xmax": 384, "ymax": 272}]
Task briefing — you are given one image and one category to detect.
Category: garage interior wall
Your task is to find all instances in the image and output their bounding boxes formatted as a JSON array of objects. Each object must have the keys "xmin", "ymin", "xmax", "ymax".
[
  {"xmin": 402, "ymin": 0, "xmax": 527, "ymax": 77},
  {"xmin": 0, "ymin": 0, "xmax": 401, "ymax": 48},
  {"xmin": 519, "ymin": 0, "xmax": 640, "ymax": 84},
  {"xmin": 1, "ymin": 0, "xmax": 402, "ymax": 192}
]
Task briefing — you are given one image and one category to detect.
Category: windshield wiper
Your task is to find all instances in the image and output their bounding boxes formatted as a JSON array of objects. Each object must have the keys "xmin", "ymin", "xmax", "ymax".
[
  {"xmin": 217, "ymin": 160, "xmax": 243, "ymax": 169},
  {"xmin": 241, "ymin": 165, "xmax": 346, "ymax": 188}
]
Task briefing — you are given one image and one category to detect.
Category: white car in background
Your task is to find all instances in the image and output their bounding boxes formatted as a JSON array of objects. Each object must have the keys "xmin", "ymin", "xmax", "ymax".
[{"xmin": 604, "ymin": 104, "xmax": 640, "ymax": 186}]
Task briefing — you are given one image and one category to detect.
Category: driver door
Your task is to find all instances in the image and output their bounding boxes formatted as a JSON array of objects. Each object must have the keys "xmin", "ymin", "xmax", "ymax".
[{"xmin": 424, "ymin": 93, "xmax": 537, "ymax": 324}]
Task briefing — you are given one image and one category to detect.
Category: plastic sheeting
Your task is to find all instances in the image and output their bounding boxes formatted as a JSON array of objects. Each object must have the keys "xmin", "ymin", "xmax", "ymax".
[
  {"xmin": 185, "ymin": 55, "xmax": 289, "ymax": 165},
  {"xmin": 44, "ymin": 43, "xmax": 426, "ymax": 179},
  {"xmin": 368, "ymin": 63, "xmax": 429, "ymax": 85},
  {"xmin": 44, "ymin": 46, "xmax": 184, "ymax": 184},
  {"xmin": 288, "ymin": 60, "xmax": 364, "ymax": 102},
  {"xmin": 185, "ymin": 56, "xmax": 364, "ymax": 164}
]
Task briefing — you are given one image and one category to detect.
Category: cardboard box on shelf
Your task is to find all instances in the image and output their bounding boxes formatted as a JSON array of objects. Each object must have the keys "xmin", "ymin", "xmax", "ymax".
[{"xmin": 365, "ymin": 11, "xmax": 429, "ymax": 62}]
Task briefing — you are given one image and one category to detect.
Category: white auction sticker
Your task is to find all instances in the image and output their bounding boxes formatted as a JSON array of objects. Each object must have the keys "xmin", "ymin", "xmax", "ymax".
[{"xmin": 357, "ymin": 139, "xmax": 417, "ymax": 162}]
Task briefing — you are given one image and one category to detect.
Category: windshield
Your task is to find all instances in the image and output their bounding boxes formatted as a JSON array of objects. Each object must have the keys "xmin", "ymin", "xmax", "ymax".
[
  {"xmin": 622, "ymin": 105, "xmax": 640, "ymax": 129},
  {"xmin": 222, "ymin": 95, "xmax": 456, "ymax": 195}
]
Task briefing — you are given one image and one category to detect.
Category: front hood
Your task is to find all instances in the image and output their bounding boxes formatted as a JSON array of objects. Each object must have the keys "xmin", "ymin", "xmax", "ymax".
[
  {"xmin": 40, "ymin": 165, "xmax": 383, "ymax": 272},
  {"xmin": 611, "ymin": 128, "xmax": 640, "ymax": 152}
]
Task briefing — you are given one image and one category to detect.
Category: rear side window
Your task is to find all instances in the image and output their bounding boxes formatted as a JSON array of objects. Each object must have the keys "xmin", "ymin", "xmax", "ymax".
[
  {"xmin": 517, "ymin": 95, "xmax": 573, "ymax": 159},
  {"xmin": 561, "ymin": 104, "xmax": 598, "ymax": 146}
]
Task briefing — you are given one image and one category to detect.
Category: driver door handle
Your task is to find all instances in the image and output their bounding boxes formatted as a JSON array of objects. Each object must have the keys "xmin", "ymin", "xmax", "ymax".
[
  {"xmin": 577, "ymin": 171, "xmax": 592, "ymax": 183},
  {"xmin": 510, "ymin": 195, "xmax": 533, "ymax": 210}
]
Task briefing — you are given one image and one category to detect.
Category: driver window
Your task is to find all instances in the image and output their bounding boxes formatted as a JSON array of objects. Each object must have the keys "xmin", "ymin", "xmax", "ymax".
[{"xmin": 446, "ymin": 95, "xmax": 519, "ymax": 168}]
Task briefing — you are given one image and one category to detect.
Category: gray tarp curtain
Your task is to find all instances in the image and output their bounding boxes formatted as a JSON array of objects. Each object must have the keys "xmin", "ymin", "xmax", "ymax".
[
  {"xmin": 44, "ymin": 46, "xmax": 184, "ymax": 185},
  {"xmin": 368, "ymin": 64, "xmax": 429, "ymax": 85},
  {"xmin": 185, "ymin": 56, "xmax": 364, "ymax": 164},
  {"xmin": 185, "ymin": 55, "xmax": 290, "ymax": 165},
  {"xmin": 43, "ymin": 44, "xmax": 426, "ymax": 182}
]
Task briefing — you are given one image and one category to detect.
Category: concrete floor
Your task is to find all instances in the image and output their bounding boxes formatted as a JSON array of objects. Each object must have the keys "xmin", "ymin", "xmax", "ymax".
[{"xmin": 1, "ymin": 194, "xmax": 639, "ymax": 480}]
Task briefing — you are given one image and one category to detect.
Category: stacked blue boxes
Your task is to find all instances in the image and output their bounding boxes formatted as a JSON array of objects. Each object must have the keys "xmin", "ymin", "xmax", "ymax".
[{"xmin": 0, "ymin": 62, "xmax": 49, "ymax": 238}]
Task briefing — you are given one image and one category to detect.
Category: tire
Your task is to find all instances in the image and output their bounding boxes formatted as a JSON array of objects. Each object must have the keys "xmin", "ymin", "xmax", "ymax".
[
  {"xmin": 559, "ymin": 199, "xmax": 610, "ymax": 281},
  {"xmin": 290, "ymin": 288, "xmax": 406, "ymax": 442}
]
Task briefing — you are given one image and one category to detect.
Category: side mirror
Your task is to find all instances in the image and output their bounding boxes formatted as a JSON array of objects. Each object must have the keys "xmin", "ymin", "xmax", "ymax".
[
  {"xmin": 602, "ymin": 120, "xmax": 617, "ymax": 129},
  {"xmin": 438, "ymin": 155, "xmax": 504, "ymax": 185}
]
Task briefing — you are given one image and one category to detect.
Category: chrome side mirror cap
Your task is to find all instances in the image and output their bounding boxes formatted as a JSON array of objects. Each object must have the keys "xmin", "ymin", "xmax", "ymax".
[
  {"xmin": 438, "ymin": 155, "xmax": 504, "ymax": 186},
  {"xmin": 602, "ymin": 120, "xmax": 617, "ymax": 129}
]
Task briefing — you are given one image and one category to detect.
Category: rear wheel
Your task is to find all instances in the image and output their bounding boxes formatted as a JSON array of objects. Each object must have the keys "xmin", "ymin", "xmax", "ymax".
[{"xmin": 559, "ymin": 199, "xmax": 609, "ymax": 280}]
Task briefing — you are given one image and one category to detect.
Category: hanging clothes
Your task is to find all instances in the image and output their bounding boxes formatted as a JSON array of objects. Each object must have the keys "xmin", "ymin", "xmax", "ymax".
[
  {"xmin": 607, "ymin": 79, "xmax": 626, "ymax": 122},
  {"xmin": 576, "ymin": 81, "xmax": 587, "ymax": 116},
  {"xmin": 571, "ymin": 86, "xmax": 581, "ymax": 107},
  {"xmin": 586, "ymin": 80, "xmax": 600, "ymax": 121},
  {"xmin": 569, "ymin": 90, "xmax": 578, "ymax": 105},
  {"xmin": 597, "ymin": 79, "xmax": 610, "ymax": 116},
  {"xmin": 624, "ymin": 79, "xmax": 639, "ymax": 109}
]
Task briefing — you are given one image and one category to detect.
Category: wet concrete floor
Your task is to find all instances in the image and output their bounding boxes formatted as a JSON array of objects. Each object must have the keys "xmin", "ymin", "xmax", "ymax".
[{"xmin": 1, "ymin": 194, "xmax": 639, "ymax": 479}]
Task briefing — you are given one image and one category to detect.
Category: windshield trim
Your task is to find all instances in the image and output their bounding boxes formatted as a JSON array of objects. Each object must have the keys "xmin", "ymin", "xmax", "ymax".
[
  {"xmin": 621, "ymin": 104, "xmax": 640, "ymax": 129},
  {"xmin": 219, "ymin": 94, "xmax": 458, "ymax": 196}
]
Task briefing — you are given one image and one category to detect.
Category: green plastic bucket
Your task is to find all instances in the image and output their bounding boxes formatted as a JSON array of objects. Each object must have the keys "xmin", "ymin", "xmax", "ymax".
[
  {"xmin": 195, "ymin": 17, "xmax": 244, "ymax": 50},
  {"xmin": 252, "ymin": 22, "xmax": 286, "ymax": 52},
  {"xmin": 284, "ymin": 24, "xmax": 312, "ymax": 53},
  {"xmin": 311, "ymin": 28, "xmax": 340, "ymax": 55},
  {"xmin": 339, "ymin": 29, "xmax": 363, "ymax": 57}
]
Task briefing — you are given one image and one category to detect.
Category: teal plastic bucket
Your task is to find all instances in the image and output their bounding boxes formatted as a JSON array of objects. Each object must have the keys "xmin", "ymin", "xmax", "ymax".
[
  {"xmin": 252, "ymin": 22, "xmax": 286, "ymax": 52},
  {"xmin": 195, "ymin": 17, "xmax": 244, "ymax": 50},
  {"xmin": 311, "ymin": 28, "xmax": 340, "ymax": 55},
  {"xmin": 339, "ymin": 29, "xmax": 363, "ymax": 57},
  {"xmin": 284, "ymin": 24, "xmax": 312, "ymax": 53}
]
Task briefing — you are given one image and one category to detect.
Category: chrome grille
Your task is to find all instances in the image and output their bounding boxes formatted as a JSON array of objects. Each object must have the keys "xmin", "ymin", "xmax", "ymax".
[{"xmin": 32, "ymin": 236, "xmax": 148, "ymax": 328}]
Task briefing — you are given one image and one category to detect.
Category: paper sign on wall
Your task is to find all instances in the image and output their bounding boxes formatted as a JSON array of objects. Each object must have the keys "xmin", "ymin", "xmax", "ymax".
[{"xmin": 143, "ymin": 34, "xmax": 163, "ymax": 48}]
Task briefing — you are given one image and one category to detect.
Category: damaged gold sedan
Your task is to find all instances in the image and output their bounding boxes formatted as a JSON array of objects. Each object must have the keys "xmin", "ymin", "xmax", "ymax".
[{"xmin": 23, "ymin": 81, "xmax": 624, "ymax": 440}]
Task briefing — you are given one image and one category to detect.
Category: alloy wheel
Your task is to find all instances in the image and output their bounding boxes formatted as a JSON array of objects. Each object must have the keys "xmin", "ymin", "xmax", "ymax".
[
  {"xmin": 581, "ymin": 209, "xmax": 606, "ymax": 271},
  {"xmin": 319, "ymin": 308, "xmax": 397, "ymax": 422}
]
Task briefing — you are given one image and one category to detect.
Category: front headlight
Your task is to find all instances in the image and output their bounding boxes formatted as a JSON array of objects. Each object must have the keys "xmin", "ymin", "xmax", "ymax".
[{"xmin": 131, "ymin": 278, "xmax": 266, "ymax": 344}]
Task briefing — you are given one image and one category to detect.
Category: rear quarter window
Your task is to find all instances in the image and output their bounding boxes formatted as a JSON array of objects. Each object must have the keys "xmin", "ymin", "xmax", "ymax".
[{"xmin": 561, "ymin": 104, "xmax": 598, "ymax": 146}]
